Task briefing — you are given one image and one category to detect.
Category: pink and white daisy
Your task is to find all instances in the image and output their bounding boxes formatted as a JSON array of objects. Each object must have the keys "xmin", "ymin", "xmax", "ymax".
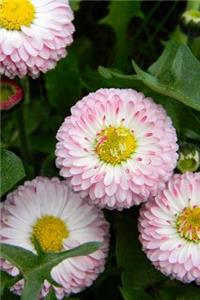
[
  {"xmin": 56, "ymin": 88, "xmax": 178, "ymax": 210},
  {"xmin": 0, "ymin": 177, "xmax": 109, "ymax": 299},
  {"xmin": 0, "ymin": 0, "xmax": 75, "ymax": 79},
  {"xmin": 0, "ymin": 78, "xmax": 23, "ymax": 110},
  {"xmin": 139, "ymin": 172, "xmax": 200, "ymax": 284}
]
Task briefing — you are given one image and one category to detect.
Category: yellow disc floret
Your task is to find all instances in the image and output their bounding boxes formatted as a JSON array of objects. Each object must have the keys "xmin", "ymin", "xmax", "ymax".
[
  {"xmin": 176, "ymin": 207, "xmax": 200, "ymax": 243},
  {"xmin": 95, "ymin": 126, "xmax": 137, "ymax": 165},
  {"xmin": 32, "ymin": 215, "xmax": 69, "ymax": 252},
  {"xmin": 0, "ymin": 0, "xmax": 35, "ymax": 31}
]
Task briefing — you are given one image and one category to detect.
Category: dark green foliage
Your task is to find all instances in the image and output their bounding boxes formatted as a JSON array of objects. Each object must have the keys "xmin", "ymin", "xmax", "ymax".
[
  {"xmin": 132, "ymin": 41, "xmax": 200, "ymax": 111},
  {"xmin": 116, "ymin": 216, "xmax": 165, "ymax": 300},
  {"xmin": 0, "ymin": 149, "xmax": 25, "ymax": 196},
  {"xmin": 0, "ymin": 242, "xmax": 101, "ymax": 300}
]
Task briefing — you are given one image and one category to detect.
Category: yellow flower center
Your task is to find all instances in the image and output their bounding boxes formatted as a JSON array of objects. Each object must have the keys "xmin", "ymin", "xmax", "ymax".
[
  {"xmin": 0, "ymin": 0, "xmax": 35, "ymax": 31},
  {"xmin": 95, "ymin": 126, "xmax": 137, "ymax": 165},
  {"xmin": 32, "ymin": 215, "xmax": 69, "ymax": 252},
  {"xmin": 176, "ymin": 207, "xmax": 200, "ymax": 243}
]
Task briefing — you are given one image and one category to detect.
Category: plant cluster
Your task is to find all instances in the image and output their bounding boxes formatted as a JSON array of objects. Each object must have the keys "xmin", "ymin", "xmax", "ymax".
[{"xmin": 1, "ymin": 1, "xmax": 200, "ymax": 300}]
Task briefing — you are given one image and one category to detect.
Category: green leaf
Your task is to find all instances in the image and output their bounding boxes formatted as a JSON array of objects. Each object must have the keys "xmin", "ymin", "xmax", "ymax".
[
  {"xmin": 40, "ymin": 154, "xmax": 58, "ymax": 177},
  {"xmin": 44, "ymin": 288, "xmax": 57, "ymax": 300},
  {"xmin": 1, "ymin": 289, "xmax": 20, "ymax": 300},
  {"xmin": 0, "ymin": 149, "xmax": 25, "ymax": 197},
  {"xmin": 98, "ymin": 66, "xmax": 200, "ymax": 140},
  {"xmin": 98, "ymin": 66, "xmax": 113, "ymax": 79},
  {"xmin": 132, "ymin": 41, "xmax": 200, "ymax": 111},
  {"xmin": 0, "ymin": 244, "xmax": 38, "ymax": 272},
  {"xmin": 69, "ymin": 0, "xmax": 81, "ymax": 11},
  {"xmin": 116, "ymin": 216, "xmax": 165, "ymax": 300},
  {"xmin": 0, "ymin": 271, "xmax": 13, "ymax": 295},
  {"xmin": 45, "ymin": 49, "xmax": 81, "ymax": 113},
  {"xmin": 24, "ymin": 101, "xmax": 49, "ymax": 135},
  {"xmin": 98, "ymin": 66, "xmax": 141, "ymax": 86},
  {"xmin": 32, "ymin": 236, "xmax": 45, "ymax": 257},
  {"xmin": 157, "ymin": 283, "xmax": 200, "ymax": 300},
  {"xmin": 28, "ymin": 134, "xmax": 56, "ymax": 154},
  {"xmin": 82, "ymin": 67, "xmax": 143, "ymax": 92},
  {"xmin": 44, "ymin": 242, "xmax": 102, "ymax": 270},
  {"xmin": 120, "ymin": 287, "xmax": 153, "ymax": 300},
  {"xmin": 0, "ymin": 271, "xmax": 21, "ymax": 296},
  {"xmin": 101, "ymin": 0, "xmax": 143, "ymax": 69},
  {"xmin": 21, "ymin": 275, "xmax": 44, "ymax": 300},
  {"xmin": 1, "ymin": 241, "xmax": 101, "ymax": 300},
  {"xmin": 142, "ymin": 89, "xmax": 200, "ymax": 139}
]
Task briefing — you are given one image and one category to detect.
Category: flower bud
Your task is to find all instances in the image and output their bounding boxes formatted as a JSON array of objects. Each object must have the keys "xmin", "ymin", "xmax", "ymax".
[
  {"xmin": 0, "ymin": 79, "xmax": 23, "ymax": 110},
  {"xmin": 180, "ymin": 9, "xmax": 200, "ymax": 37},
  {"xmin": 177, "ymin": 143, "xmax": 200, "ymax": 173}
]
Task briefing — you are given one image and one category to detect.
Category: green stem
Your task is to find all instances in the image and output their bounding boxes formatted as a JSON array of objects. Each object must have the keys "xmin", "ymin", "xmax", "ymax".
[
  {"xmin": 7, "ymin": 274, "xmax": 23, "ymax": 290},
  {"xmin": 187, "ymin": 0, "xmax": 200, "ymax": 11},
  {"xmin": 15, "ymin": 106, "xmax": 31, "ymax": 164},
  {"xmin": 24, "ymin": 77, "xmax": 31, "ymax": 104},
  {"xmin": 186, "ymin": 0, "xmax": 200, "ymax": 58}
]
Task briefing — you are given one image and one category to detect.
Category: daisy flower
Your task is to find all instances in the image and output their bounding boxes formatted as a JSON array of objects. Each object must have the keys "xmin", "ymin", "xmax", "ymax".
[
  {"xmin": 56, "ymin": 88, "xmax": 178, "ymax": 210},
  {"xmin": 0, "ymin": 0, "xmax": 75, "ymax": 78},
  {"xmin": 138, "ymin": 172, "xmax": 200, "ymax": 284},
  {"xmin": 0, "ymin": 177, "xmax": 109, "ymax": 299},
  {"xmin": 0, "ymin": 78, "xmax": 23, "ymax": 110}
]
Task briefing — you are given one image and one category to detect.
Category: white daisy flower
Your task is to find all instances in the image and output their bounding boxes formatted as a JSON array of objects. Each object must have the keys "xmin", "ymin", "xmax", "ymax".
[{"xmin": 0, "ymin": 177, "xmax": 109, "ymax": 299}]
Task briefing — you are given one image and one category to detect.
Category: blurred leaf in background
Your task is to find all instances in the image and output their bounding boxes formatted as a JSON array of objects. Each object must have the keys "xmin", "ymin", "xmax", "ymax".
[
  {"xmin": 45, "ymin": 49, "xmax": 81, "ymax": 114},
  {"xmin": 101, "ymin": 0, "xmax": 143, "ymax": 70},
  {"xmin": 0, "ymin": 149, "xmax": 25, "ymax": 197},
  {"xmin": 116, "ymin": 215, "xmax": 165, "ymax": 300}
]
